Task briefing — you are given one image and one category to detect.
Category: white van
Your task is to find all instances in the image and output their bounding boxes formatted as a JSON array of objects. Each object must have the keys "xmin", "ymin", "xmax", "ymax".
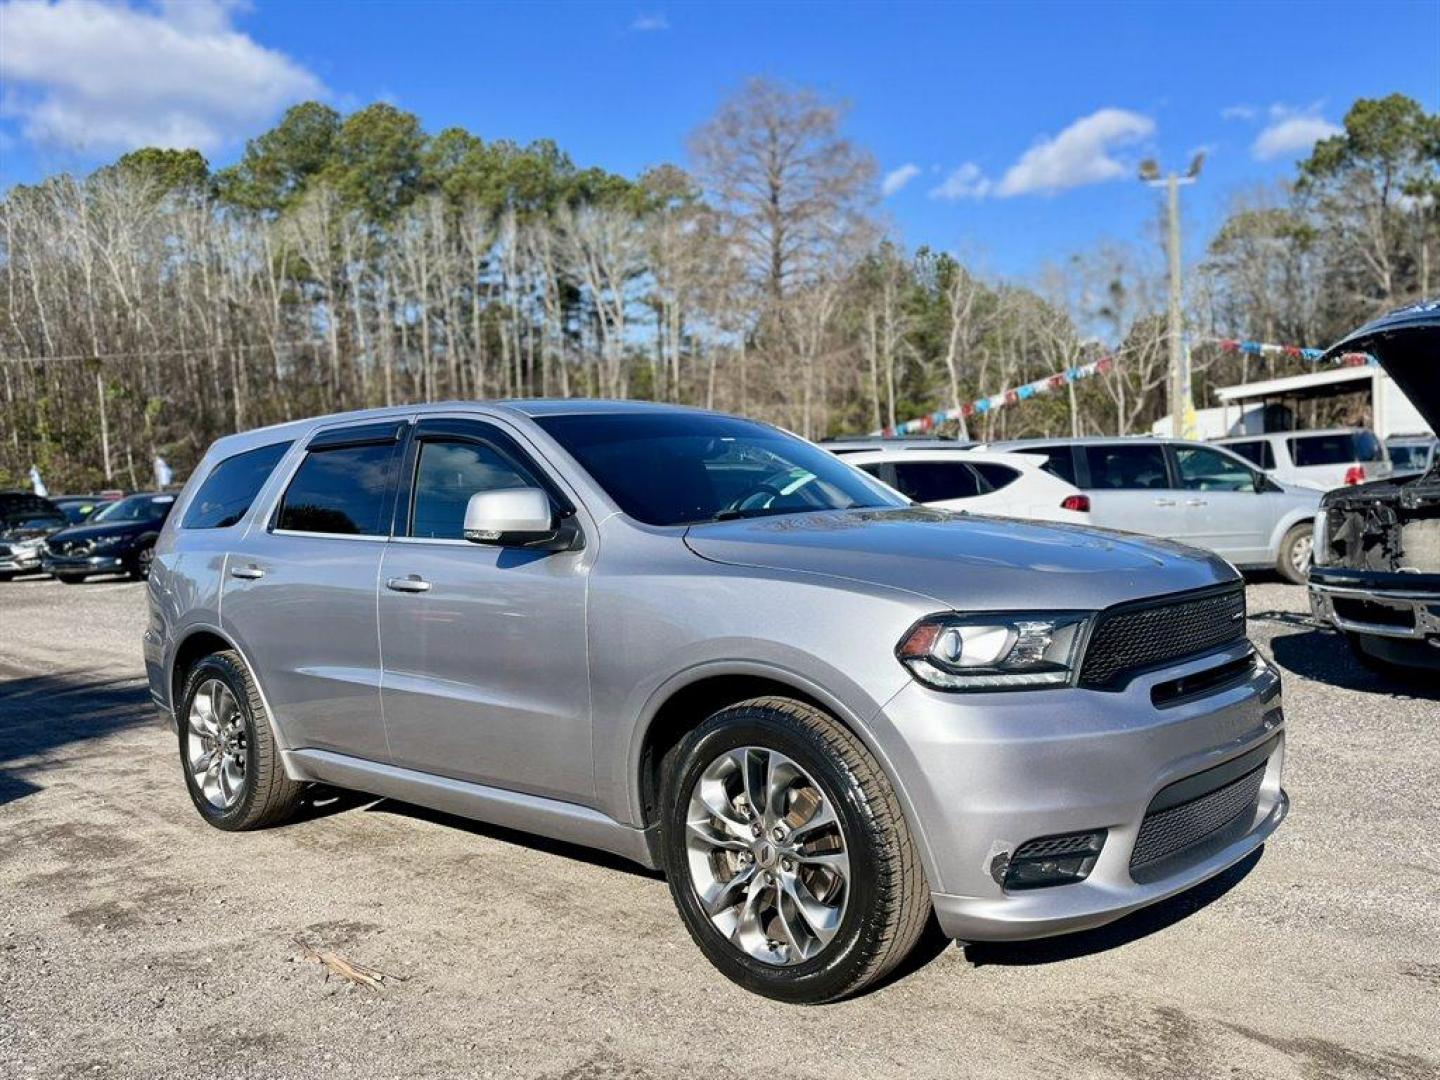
[{"xmin": 1214, "ymin": 428, "xmax": 1390, "ymax": 491}]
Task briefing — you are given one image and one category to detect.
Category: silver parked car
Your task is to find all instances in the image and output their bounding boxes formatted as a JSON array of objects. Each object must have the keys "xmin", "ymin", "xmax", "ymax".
[
  {"xmin": 145, "ymin": 402, "xmax": 1288, "ymax": 1002},
  {"xmin": 983, "ymin": 437, "xmax": 1321, "ymax": 583}
]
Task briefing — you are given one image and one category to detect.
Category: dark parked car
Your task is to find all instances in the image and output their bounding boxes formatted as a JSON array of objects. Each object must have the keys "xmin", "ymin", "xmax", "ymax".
[
  {"xmin": 50, "ymin": 493, "xmax": 121, "ymax": 525},
  {"xmin": 41, "ymin": 491, "xmax": 176, "ymax": 583},
  {"xmin": 0, "ymin": 491, "xmax": 68, "ymax": 580},
  {"xmin": 1310, "ymin": 301, "xmax": 1440, "ymax": 674}
]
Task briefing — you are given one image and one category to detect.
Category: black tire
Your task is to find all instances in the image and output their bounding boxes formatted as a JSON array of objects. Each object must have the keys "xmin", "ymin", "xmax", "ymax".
[
  {"xmin": 127, "ymin": 538, "xmax": 157, "ymax": 580},
  {"xmin": 56, "ymin": 573, "xmax": 87, "ymax": 584},
  {"xmin": 178, "ymin": 650, "xmax": 304, "ymax": 831},
  {"xmin": 0, "ymin": 572, "xmax": 13, "ymax": 583},
  {"xmin": 1276, "ymin": 522, "xmax": 1313, "ymax": 585},
  {"xmin": 660, "ymin": 696, "xmax": 930, "ymax": 1004}
]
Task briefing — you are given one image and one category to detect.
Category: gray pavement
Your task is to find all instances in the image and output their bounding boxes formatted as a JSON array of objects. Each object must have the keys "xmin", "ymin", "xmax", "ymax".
[{"xmin": 0, "ymin": 574, "xmax": 1436, "ymax": 1079}]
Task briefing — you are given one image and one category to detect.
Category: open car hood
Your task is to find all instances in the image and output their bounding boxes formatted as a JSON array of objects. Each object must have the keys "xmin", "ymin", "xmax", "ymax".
[{"xmin": 1321, "ymin": 299, "xmax": 1440, "ymax": 433}]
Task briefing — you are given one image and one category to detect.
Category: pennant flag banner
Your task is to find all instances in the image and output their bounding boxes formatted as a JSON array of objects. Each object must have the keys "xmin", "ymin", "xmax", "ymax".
[
  {"xmin": 875, "ymin": 356, "xmax": 1114, "ymax": 437},
  {"xmin": 1205, "ymin": 337, "xmax": 1375, "ymax": 368}
]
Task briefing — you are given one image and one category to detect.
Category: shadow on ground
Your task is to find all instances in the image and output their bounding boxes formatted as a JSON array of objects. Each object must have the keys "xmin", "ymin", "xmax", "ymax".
[
  {"xmin": 0, "ymin": 669, "xmax": 157, "ymax": 807},
  {"xmin": 363, "ymin": 798, "xmax": 665, "ymax": 880},
  {"xmin": 963, "ymin": 848, "xmax": 1264, "ymax": 968},
  {"xmin": 1251, "ymin": 612, "xmax": 1440, "ymax": 701}
]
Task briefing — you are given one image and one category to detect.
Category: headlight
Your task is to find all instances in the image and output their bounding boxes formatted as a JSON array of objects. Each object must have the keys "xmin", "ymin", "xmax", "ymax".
[
  {"xmin": 12, "ymin": 538, "xmax": 42, "ymax": 552},
  {"xmin": 896, "ymin": 612, "xmax": 1091, "ymax": 691},
  {"xmin": 91, "ymin": 535, "xmax": 126, "ymax": 552}
]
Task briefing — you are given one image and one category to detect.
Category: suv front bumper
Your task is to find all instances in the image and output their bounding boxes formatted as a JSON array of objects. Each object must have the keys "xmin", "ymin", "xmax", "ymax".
[
  {"xmin": 1308, "ymin": 569, "xmax": 1440, "ymax": 650},
  {"xmin": 41, "ymin": 553, "xmax": 127, "ymax": 575},
  {"xmin": 875, "ymin": 642, "xmax": 1286, "ymax": 941}
]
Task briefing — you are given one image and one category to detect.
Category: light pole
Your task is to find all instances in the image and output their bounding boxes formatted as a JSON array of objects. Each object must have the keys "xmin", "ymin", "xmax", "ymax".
[{"xmin": 1139, "ymin": 153, "xmax": 1203, "ymax": 439}]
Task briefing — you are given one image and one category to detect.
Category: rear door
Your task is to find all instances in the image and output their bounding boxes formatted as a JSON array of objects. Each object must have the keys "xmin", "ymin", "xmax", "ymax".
[
  {"xmin": 220, "ymin": 420, "xmax": 407, "ymax": 762},
  {"xmin": 376, "ymin": 416, "xmax": 593, "ymax": 802},
  {"xmin": 1079, "ymin": 442, "xmax": 1185, "ymax": 540}
]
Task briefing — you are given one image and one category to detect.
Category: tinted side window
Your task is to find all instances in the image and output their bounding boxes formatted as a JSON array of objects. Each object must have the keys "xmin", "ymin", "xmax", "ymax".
[
  {"xmin": 1083, "ymin": 445, "xmax": 1170, "ymax": 489},
  {"xmin": 970, "ymin": 462, "xmax": 1020, "ymax": 492},
  {"xmin": 1290, "ymin": 432, "xmax": 1381, "ymax": 467},
  {"xmin": 410, "ymin": 439, "xmax": 539, "ymax": 539},
  {"xmin": 1174, "ymin": 447, "xmax": 1256, "ymax": 492},
  {"xmin": 276, "ymin": 443, "xmax": 399, "ymax": 536},
  {"xmin": 1018, "ymin": 445, "xmax": 1077, "ymax": 486},
  {"xmin": 183, "ymin": 441, "xmax": 292, "ymax": 529},
  {"xmin": 888, "ymin": 462, "xmax": 982, "ymax": 502},
  {"xmin": 1224, "ymin": 440, "xmax": 1275, "ymax": 470}
]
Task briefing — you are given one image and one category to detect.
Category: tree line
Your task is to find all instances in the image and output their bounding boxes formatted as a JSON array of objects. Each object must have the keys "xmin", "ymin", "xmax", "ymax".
[{"xmin": 1, "ymin": 81, "xmax": 1435, "ymax": 491}]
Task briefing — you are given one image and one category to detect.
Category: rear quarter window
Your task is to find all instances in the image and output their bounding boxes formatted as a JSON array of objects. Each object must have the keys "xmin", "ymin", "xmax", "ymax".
[
  {"xmin": 1289, "ymin": 432, "xmax": 1382, "ymax": 467},
  {"xmin": 970, "ymin": 463, "xmax": 1021, "ymax": 492},
  {"xmin": 1223, "ymin": 440, "xmax": 1275, "ymax": 470},
  {"xmin": 1016, "ymin": 445, "xmax": 1077, "ymax": 486},
  {"xmin": 182, "ymin": 441, "xmax": 293, "ymax": 529}
]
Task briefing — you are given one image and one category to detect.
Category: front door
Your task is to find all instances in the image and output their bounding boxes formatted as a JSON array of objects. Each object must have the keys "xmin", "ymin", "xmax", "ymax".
[
  {"xmin": 221, "ymin": 420, "xmax": 408, "ymax": 762},
  {"xmin": 1170, "ymin": 444, "xmax": 1273, "ymax": 564},
  {"xmin": 377, "ymin": 416, "xmax": 593, "ymax": 804}
]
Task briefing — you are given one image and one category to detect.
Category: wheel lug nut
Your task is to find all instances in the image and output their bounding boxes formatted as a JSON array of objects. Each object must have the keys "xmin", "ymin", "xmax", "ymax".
[
  {"xmin": 781, "ymin": 858, "xmax": 794, "ymax": 872},
  {"xmin": 750, "ymin": 823, "xmax": 763, "ymax": 838},
  {"xmin": 771, "ymin": 826, "xmax": 786, "ymax": 842}
]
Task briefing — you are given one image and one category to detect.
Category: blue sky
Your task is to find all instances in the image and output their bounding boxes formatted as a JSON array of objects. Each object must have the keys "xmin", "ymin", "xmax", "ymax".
[{"xmin": 2, "ymin": 0, "xmax": 1437, "ymax": 278}]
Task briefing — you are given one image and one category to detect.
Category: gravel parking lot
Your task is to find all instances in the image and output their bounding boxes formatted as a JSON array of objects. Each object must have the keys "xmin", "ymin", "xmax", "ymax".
[{"xmin": 1, "ymin": 574, "xmax": 1436, "ymax": 1080}]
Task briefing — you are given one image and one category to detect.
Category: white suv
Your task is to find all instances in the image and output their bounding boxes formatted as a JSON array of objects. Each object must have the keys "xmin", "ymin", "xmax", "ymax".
[
  {"xmin": 1215, "ymin": 428, "xmax": 1391, "ymax": 491},
  {"xmin": 839, "ymin": 447, "xmax": 1092, "ymax": 525}
]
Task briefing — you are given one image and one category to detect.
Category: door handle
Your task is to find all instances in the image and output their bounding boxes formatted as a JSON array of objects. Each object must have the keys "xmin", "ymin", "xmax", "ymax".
[
  {"xmin": 229, "ymin": 565, "xmax": 264, "ymax": 580},
  {"xmin": 1153, "ymin": 498, "xmax": 1176, "ymax": 506},
  {"xmin": 1184, "ymin": 498, "xmax": 1207, "ymax": 507},
  {"xmin": 386, "ymin": 575, "xmax": 431, "ymax": 593}
]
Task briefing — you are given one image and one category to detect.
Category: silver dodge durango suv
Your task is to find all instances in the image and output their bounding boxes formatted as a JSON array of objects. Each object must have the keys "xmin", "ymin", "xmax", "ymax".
[{"xmin": 145, "ymin": 401, "xmax": 1288, "ymax": 1002}]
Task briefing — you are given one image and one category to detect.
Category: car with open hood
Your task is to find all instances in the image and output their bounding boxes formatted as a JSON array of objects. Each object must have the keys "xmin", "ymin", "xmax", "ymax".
[
  {"xmin": 42, "ymin": 491, "xmax": 176, "ymax": 583},
  {"xmin": 146, "ymin": 402, "xmax": 1286, "ymax": 1003},
  {"xmin": 1309, "ymin": 300, "xmax": 1440, "ymax": 674},
  {"xmin": 0, "ymin": 491, "xmax": 67, "ymax": 580}
]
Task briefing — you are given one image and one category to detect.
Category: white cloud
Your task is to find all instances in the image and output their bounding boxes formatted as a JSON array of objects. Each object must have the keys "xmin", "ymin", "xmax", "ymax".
[
  {"xmin": 1221, "ymin": 104, "xmax": 1258, "ymax": 121},
  {"xmin": 1251, "ymin": 111, "xmax": 1341, "ymax": 161},
  {"xmin": 928, "ymin": 108, "xmax": 1154, "ymax": 201},
  {"xmin": 881, "ymin": 162, "xmax": 921, "ymax": 196},
  {"xmin": 630, "ymin": 12, "xmax": 669, "ymax": 31},
  {"xmin": 928, "ymin": 162, "xmax": 991, "ymax": 200},
  {"xmin": 994, "ymin": 108, "xmax": 1154, "ymax": 196},
  {"xmin": 0, "ymin": 0, "xmax": 324, "ymax": 154}
]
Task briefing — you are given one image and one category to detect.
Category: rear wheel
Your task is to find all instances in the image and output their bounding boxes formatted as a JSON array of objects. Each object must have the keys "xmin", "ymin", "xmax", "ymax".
[
  {"xmin": 660, "ymin": 697, "xmax": 930, "ymax": 1003},
  {"xmin": 1276, "ymin": 522, "xmax": 1313, "ymax": 584},
  {"xmin": 178, "ymin": 650, "xmax": 304, "ymax": 831}
]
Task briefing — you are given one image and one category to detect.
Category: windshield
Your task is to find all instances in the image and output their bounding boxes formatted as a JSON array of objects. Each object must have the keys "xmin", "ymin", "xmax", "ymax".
[
  {"xmin": 535, "ymin": 412, "xmax": 906, "ymax": 526},
  {"xmin": 91, "ymin": 494, "xmax": 174, "ymax": 523}
]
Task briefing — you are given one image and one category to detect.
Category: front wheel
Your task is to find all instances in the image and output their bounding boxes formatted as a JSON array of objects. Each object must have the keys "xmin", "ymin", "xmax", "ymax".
[
  {"xmin": 128, "ymin": 543, "xmax": 155, "ymax": 580},
  {"xmin": 660, "ymin": 697, "xmax": 930, "ymax": 1003},
  {"xmin": 1276, "ymin": 522, "xmax": 1313, "ymax": 585},
  {"xmin": 56, "ymin": 573, "xmax": 87, "ymax": 584}
]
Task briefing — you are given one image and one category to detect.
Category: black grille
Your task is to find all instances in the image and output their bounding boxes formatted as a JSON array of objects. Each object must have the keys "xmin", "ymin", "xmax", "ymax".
[
  {"xmin": 1130, "ymin": 763, "xmax": 1265, "ymax": 871},
  {"xmin": 1012, "ymin": 831, "xmax": 1105, "ymax": 860},
  {"xmin": 1080, "ymin": 584, "xmax": 1246, "ymax": 689}
]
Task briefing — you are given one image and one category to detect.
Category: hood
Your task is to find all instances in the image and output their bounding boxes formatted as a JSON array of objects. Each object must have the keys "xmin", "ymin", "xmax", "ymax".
[
  {"xmin": 1322, "ymin": 299, "xmax": 1440, "ymax": 433},
  {"xmin": 684, "ymin": 507, "xmax": 1237, "ymax": 612},
  {"xmin": 46, "ymin": 519, "xmax": 154, "ymax": 545},
  {"xmin": 0, "ymin": 519, "xmax": 63, "ymax": 541}
]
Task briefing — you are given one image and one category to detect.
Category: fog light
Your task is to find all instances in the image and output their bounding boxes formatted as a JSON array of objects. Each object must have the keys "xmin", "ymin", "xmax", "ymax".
[{"xmin": 1000, "ymin": 829, "xmax": 1106, "ymax": 891}]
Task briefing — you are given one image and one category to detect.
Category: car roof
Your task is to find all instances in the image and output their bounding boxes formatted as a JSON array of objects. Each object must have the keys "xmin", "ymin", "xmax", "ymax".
[
  {"xmin": 843, "ymin": 448, "xmax": 1055, "ymax": 469},
  {"xmin": 1215, "ymin": 427, "xmax": 1373, "ymax": 441}
]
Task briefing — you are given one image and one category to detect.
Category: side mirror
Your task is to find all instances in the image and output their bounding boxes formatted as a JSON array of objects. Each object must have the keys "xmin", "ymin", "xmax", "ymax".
[{"xmin": 462, "ymin": 488, "xmax": 581, "ymax": 551}]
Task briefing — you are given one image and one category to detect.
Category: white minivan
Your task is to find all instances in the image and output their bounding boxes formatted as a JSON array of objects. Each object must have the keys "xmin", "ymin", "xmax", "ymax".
[{"xmin": 1214, "ymin": 428, "xmax": 1391, "ymax": 491}]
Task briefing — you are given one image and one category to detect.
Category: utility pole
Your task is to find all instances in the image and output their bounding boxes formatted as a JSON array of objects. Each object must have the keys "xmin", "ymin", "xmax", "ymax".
[{"xmin": 1139, "ymin": 153, "xmax": 1204, "ymax": 439}]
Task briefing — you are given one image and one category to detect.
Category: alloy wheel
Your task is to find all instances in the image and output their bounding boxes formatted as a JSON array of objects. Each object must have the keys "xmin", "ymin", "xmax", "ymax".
[
  {"xmin": 685, "ymin": 746, "xmax": 850, "ymax": 967},
  {"xmin": 1290, "ymin": 533, "xmax": 1313, "ymax": 576},
  {"xmin": 186, "ymin": 679, "xmax": 247, "ymax": 810}
]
